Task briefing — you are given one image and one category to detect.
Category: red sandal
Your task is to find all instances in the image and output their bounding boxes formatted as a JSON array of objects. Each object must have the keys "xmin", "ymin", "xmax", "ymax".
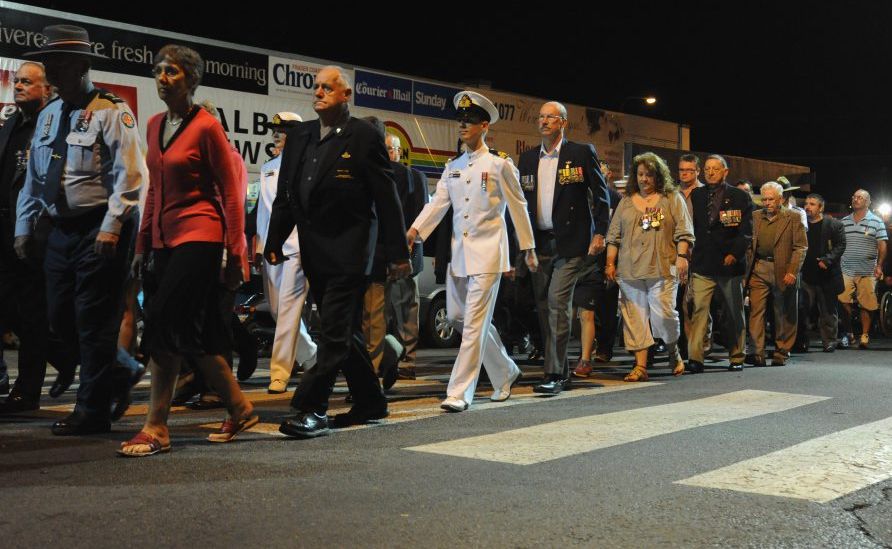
[
  {"xmin": 117, "ymin": 431, "xmax": 171, "ymax": 457},
  {"xmin": 207, "ymin": 414, "xmax": 260, "ymax": 443}
]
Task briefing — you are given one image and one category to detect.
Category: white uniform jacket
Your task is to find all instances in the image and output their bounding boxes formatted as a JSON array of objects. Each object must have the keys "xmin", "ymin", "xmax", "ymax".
[
  {"xmin": 411, "ymin": 144, "xmax": 535, "ymax": 276},
  {"xmin": 255, "ymin": 155, "xmax": 300, "ymax": 257}
]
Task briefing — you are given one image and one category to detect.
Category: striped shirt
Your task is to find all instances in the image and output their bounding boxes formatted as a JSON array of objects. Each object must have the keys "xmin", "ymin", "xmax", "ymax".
[{"xmin": 840, "ymin": 210, "xmax": 888, "ymax": 275}]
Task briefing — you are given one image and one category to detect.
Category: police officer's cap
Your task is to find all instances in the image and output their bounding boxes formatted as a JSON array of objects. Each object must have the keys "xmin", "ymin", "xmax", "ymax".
[
  {"xmin": 454, "ymin": 91, "xmax": 499, "ymax": 125},
  {"xmin": 265, "ymin": 111, "xmax": 303, "ymax": 130}
]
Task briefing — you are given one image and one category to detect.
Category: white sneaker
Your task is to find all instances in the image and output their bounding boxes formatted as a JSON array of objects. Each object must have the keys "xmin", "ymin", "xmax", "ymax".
[
  {"xmin": 268, "ymin": 379, "xmax": 288, "ymax": 394},
  {"xmin": 440, "ymin": 396, "xmax": 469, "ymax": 412},
  {"xmin": 490, "ymin": 368, "xmax": 522, "ymax": 402}
]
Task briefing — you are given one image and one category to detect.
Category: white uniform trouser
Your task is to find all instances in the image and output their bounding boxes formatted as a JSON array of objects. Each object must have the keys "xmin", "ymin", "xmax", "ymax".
[
  {"xmin": 262, "ymin": 253, "xmax": 317, "ymax": 383},
  {"xmin": 446, "ymin": 267, "xmax": 520, "ymax": 403},
  {"xmin": 617, "ymin": 277, "xmax": 680, "ymax": 352}
]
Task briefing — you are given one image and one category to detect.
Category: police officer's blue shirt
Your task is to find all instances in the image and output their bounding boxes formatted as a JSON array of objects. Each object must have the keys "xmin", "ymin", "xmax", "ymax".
[{"xmin": 15, "ymin": 89, "xmax": 146, "ymax": 237}]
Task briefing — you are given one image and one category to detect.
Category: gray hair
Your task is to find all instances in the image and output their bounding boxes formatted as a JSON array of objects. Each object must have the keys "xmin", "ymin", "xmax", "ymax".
[
  {"xmin": 855, "ymin": 188, "xmax": 871, "ymax": 204},
  {"xmin": 761, "ymin": 181, "xmax": 783, "ymax": 197},
  {"xmin": 543, "ymin": 101, "xmax": 568, "ymax": 119},
  {"xmin": 706, "ymin": 154, "xmax": 728, "ymax": 168},
  {"xmin": 320, "ymin": 65, "xmax": 352, "ymax": 91}
]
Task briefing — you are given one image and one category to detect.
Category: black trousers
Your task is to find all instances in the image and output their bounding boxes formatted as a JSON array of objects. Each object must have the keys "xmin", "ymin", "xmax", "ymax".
[
  {"xmin": 290, "ymin": 273, "xmax": 384, "ymax": 414},
  {"xmin": 595, "ymin": 280, "xmax": 620, "ymax": 357},
  {"xmin": 0, "ymin": 246, "xmax": 49, "ymax": 399},
  {"xmin": 43, "ymin": 212, "xmax": 133, "ymax": 418}
]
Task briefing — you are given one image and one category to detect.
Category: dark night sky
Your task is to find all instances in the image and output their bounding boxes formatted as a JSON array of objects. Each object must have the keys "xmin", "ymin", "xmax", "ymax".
[{"xmin": 24, "ymin": 1, "xmax": 892, "ymax": 205}]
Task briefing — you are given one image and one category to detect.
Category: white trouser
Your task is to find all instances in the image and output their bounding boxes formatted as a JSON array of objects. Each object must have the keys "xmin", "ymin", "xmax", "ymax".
[
  {"xmin": 617, "ymin": 277, "xmax": 679, "ymax": 352},
  {"xmin": 446, "ymin": 267, "xmax": 520, "ymax": 404},
  {"xmin": 262, "ymin": 253, "xmax": 317, "ymax": 383}
]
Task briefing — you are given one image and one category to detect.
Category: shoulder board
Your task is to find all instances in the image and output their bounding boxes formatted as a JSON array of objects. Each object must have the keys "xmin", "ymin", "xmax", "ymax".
[
  {"xmin": 95, "ymin": 88, "xmax": 125, "ymax": 104},
  {"xmin": 448, "ymin": 153, "xmax": 463, "ymax": 162},
  {"xmin": 488, "ymin": 148, "xmax": 510, "ymax": 159}
]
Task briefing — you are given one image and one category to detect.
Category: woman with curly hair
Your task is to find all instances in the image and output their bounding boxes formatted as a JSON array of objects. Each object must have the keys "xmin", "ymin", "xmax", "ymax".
[{"xmin": 605, "ymin": 152, "xmax": 694, "ymax": 381}]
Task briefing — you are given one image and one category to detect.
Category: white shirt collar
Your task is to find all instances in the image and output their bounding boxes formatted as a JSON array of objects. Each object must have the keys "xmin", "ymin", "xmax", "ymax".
[{"xmin": 539, "ymin": 138, "xmax": 563, "ymax": 158}]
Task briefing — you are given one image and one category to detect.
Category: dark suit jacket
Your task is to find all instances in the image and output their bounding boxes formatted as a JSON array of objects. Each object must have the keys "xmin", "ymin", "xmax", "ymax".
[
  {"xmin": 264, "ymin": 116, "xmax": 408, "ymax": 278},
  {"xmin": 804, "ymin": 215, "xmax": 846, "ymax": 294},
  {"xmin": 0, "ymin": 109, "xmax": 50, "ymax": 251},
  {"xmin": 517, "ymin": 140, "xmax": 609, "ymax": 258},
  {"xmin": 369, "ymin": 161, "xmax": 428, "ymax": 280},
  {"xmin": 690, "ymin": 183, "xmax": 754, "ymax": 277}
]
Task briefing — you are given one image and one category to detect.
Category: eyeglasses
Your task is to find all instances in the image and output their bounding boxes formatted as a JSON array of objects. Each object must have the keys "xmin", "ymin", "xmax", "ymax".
[
  {"xmin": 386, "ymin": 146, "xmax": 401, "ymax": 152},
  {"xmin": 703, "ymin": 167, "xmax": 725, "ymax": 173},
  {"xmin": 537, "ymin": 114, "xmax": 564, "ymax": 122},
  {"xmin": 152, "ymin": 65, "xmax": 181, "ymax": 78}
]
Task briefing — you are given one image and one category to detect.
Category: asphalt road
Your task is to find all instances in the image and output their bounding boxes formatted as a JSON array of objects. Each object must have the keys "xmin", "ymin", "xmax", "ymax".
[{"xmin": 2, "ymin": 340, "xmax": 892, "ymax": 548}]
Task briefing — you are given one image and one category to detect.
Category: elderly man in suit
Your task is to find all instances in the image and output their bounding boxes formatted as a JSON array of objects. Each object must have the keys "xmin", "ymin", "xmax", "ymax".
[
  {"xmin": 746, "ymin": 181, "xmax": 807, "ymax": 366},
  {"xmin": 687, "ymin": 154, "xmax": 753, "ymax": 372},
  {"xmin": 265, "ymin": 66, "xmax": 411, "ymax": 438},
  {"xmin": 516, "ymin": 101, "xmax": 609, "ymax": 393},
  {"xmin": 408, "ymin": 91, "xmax": 537, "ymax": 412}
]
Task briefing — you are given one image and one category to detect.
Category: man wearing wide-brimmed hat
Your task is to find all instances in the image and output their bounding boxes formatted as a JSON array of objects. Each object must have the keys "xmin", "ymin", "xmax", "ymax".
[{"xmin": 14, "ymin": 24, "xmax": 146, "ymax": 435}]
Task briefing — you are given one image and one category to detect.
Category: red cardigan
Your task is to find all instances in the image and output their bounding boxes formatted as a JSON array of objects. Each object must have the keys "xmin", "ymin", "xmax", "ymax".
[{"xmin": 137, "ymin": 108, "xmax": 247, "ymax": 263}]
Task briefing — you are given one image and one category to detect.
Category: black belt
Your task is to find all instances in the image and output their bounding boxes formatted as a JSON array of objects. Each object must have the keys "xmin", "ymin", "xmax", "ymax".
[
  {"xmin": 536, "ymin": 229, "xmax": 556, "ymax": 240},
  {"xmin": 756, "ymin": 255, "xmax": 775, "ymax": 261},
  {"xmin": 51, "ymin": 206, "xmax": 108, "ymax": 232}
]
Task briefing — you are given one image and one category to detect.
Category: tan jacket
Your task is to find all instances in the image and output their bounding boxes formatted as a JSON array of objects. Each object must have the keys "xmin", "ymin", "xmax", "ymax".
[{"xmin": 747, "ymin": 207, "xmax": 808, "ymax": 290}]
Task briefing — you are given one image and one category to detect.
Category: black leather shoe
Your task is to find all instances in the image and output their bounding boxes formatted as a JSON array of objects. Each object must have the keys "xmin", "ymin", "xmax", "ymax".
[
  {"xmin": 51, "ymin": 410, "xmax": 111, "ymax": 436},
  {"xmin": 332, "ymin": 403, "xmax": 389, "ymax": 428},
  {"xmin": 533, "ymin": 375, "xmax": 570, "ymax": 395},
  {"xmin": 49, "ymin": 367, "xmax": 75, "ymax": 399},
  {"xmin": 279, "ymin": 412, "xmax": 330, "ymax": 438},
  {"xmin": 653, "ymin": 340, "xmax": 667, "ymax": 354},
  {"xmin": 110, "ymin": 363, "xmax": 146, "ymax": 421},
  {"xmin": 728, "ymin": 362, "xmax": 744, "ymax": 372},
  {"xmin": 236, "ymin": 353, "xmax": 258, "ymax": 382},
  {"xmin": 397, "ymin": 367, "xmax": 416, "ymax": 380},
  {"xmin": 0, "ymin": 372, "xmax": 9, "ymax": 395},
  {"xmin": 793, "ymin": 342, "xmax": 809, "ymax": 353},
  {"xmin": 687, "ymin": 360, "xmax": 704, "ymax": 374},
  {"xmin": 527, "ymin": 348, "xmax": 543, "ymax": 361},
  {"xmin": 823, "ymin": 343, "xmax": 836, "ymax": 353},
  {"xmin": 744, "ymin": 354, "xmax": 756, "ymax": 365},
  {"xmin": 752, "ymin": 355, "xmax": 767, "ymax": 367},
  {"xmin": 0, "ymin": 392, "xmax": 39, "ymax": 414}
]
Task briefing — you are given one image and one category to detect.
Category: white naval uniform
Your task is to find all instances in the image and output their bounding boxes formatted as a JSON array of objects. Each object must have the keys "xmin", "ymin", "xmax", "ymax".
[
  {"xmin": 411, "ymin": 143, "xmax": 535, "ymax": 404},
  {"xmin": 255, "ymin": 155, "xmax": 317, "ymax": 383}
]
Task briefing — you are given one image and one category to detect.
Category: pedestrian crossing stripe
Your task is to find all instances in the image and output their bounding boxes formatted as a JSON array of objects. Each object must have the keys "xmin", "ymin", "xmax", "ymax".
[
  {"xmin": 405, "ymin": 390, "xmax": 829, "ymax": 465},
  {"xmin": 676, "ymin": 415, "xmax": 892, "ymax": 503}
]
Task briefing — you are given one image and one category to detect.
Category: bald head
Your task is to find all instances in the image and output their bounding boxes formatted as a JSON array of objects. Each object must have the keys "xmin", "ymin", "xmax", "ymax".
[{"xmin": 14, "ymin": 61, "xmax": 51, "ymax": 117}]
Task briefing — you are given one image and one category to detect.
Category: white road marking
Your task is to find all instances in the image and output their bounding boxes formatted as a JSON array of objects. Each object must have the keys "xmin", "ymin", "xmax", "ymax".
[
  {"xmin": 405, "ymin": 390, "xmax": 829, "ymax": 465},
  {"xmin": 676, "ymin": 415, "xmax": 892, "ymax": 503}
]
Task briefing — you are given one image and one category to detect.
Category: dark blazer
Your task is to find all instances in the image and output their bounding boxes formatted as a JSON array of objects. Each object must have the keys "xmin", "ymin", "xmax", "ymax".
[
  {"xmin": 0, "ymin": 109, "xmax": 50, "ymax": 250},
  {"xmin": 369, "ymin": 161, "xmax": 428, "ymax": 280},
  {"xmin": 690, "ymin": 182, "xmax": 754, "ymax": 277},
  {"xmin": 517, "ymin": 140, "xmax": 609, "ymax": 258},
  {"xmin": 264, "ymin": 116, "xmax": 408, "ymax": 278},
  {"xmin": 805, "ymin": 215, "xmax": 846, "ymax": 294}
]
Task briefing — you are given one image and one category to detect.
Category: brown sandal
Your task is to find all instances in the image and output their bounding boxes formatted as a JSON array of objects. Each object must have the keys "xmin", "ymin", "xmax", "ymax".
[
  {"xmin": 672, "ymin": 361, "xmax": 685, "ymax": 376},
  {"xmin": 624, "ymin": 365, "xmax": 649, "ymax": 382},
  {"xmin": 207, "ymin": 414, "xmax": 260, "ymax": 443},
  {"xmin": 117, "ymin": 431, "xmax": 171, "ymax": 457}
]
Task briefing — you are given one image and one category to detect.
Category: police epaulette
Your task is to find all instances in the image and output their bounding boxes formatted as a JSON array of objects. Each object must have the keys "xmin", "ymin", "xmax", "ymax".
[
  {"xmin": 96, "ymin": 88, "xmax": 124, "ymax": 104},
  {"xmin": 449, "ymin": 153, "xmax": 463, "ymax": 162},
  {"xmin": 489, "ymin": 148, "xmax": 510, "ymax": 159}
]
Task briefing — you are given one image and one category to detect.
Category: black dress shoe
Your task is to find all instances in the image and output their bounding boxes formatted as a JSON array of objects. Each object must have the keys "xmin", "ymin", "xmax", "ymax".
[
  {"xmin": 533, "ymin": 375, "xmax": 570, "ymax": 395},
  {"xmin": 236, "ymin": 353, "xmax": 258, "ymax": 382},
  {"xmin": 279, "ymin": 412, "xmax": 330, "ymax": 438},
  {"xmin": 823, "ymin": 343, "xmax": 836, "ymax": 353},
  {"xmin": 110, "ymin": 363, "xmax": 146, "ymax": 421},
  {"xmin": 51, "ymin": 410, "xmax": 110, "ymax": 436},
  {"xmin": 687, "ymin": 360, "xmax": 704, "ymax": 374},
  {"xmin": 0, "ymin": 372, "xmax": 9, "ymax": 395},
  {"xmin": 0, "ymin": 392, "xmax": 39, "ymax": 414},
  {"xmin": 728, "ymin": 362, "xmax": 744, "ymax": 372},
  {"xmin": 752, "ymin": 355, "xmax": 767, "ymax": 367},
  {"xmin": 744, "ymin": 354, "xmax": 756, "ymax": 365},
  {"xmin": 332, "ymin": 403, "xmax": 389, "ymax": 428},
  {"xmin": 397, "ymin": 367, "xmax": 416, "ymax": 380},
  {"xmin": 49, "ymin": 368, "xmax": 75, "ymax": 399},
  {"xmin": 793, "ymin": 342, "xmax": 809, "ymax": 353},
  {"xmin": 527, "ymin": 348, "xmax": 543, "ymax": 361},
  {"xmin": 653, "ymin": 340, "xmax": 667, "ymax": 354}
]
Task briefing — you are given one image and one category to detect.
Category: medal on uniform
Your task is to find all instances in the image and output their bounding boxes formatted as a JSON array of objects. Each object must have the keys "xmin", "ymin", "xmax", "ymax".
[
  {"xmin": 481, "ymin": 171, "xmax": 488, "ymax": 192},
  {"xmin": 75, "ymin": 110, "xmax": 92, "ymax": 132},
  {"xmin": 521, "ymin": 174, "xmax": 535, "ymax": 191},
  {"xmin": 640, "ymin": 207, "xmax": 664, "ymax": 230},
  {"xmin": 42, "ymin": 114, "xmax": 53, "ymax": 138}
]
